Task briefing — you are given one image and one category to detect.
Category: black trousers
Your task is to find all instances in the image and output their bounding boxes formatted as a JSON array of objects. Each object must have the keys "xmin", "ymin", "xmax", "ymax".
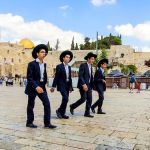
[
  {"xmin": 58, "ymin": 82, "xmax": 69, "ymax": 116},
  {"xmin": 27, "ymin": 83, "xmax": 51, "ymax": 126},
  {"xmin": 92, "ymin": 90, "xmax": 104, "ymax": 112},
  {"xmin": 71, "ymin": 88, "xmax": 92, "ymax": 115}
]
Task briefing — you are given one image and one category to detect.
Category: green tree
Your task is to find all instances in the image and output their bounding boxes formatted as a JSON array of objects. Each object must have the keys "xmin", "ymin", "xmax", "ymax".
[
  {"xmin": 80, "ymin": 44, "xmax": 84, "ymax": 50},
  {"xmin": 47, "ymin": 41, "xmax": 52, "ymax": 51},
  {"xmin": 55, "ymin": 38, "xmax": 59, "ymax": 51},
  {"xmin": 75, "ymin": 43, "xmax": 79, "ymax": 50},
  {"xmin": 127, "ymin": 65, "xmax": 137, "ymax": 73},
  {"xmin": 90, "ymin": 41, "xmax": 96, "ymax": 50},
  {"xmin": 93, "ymin": 49, "xmax": 108, "ymax": 68},
  {"xmin": 84, "ymin": 37, "xmax": 91, "ymax": 50},
  {"xmin": 79, "ymin": 34, "xmax": 122, "ymax": 50},
  {"xmin": 71, "ymin": 36, "xmax": 75, "ymax": 50},
  {"xmin": 100, "ymin": 48, "xmax": 108, "ymax": 59},
  {"xmin": 121, "ymin": 66, "xmax": 130, "ymax": 75}
]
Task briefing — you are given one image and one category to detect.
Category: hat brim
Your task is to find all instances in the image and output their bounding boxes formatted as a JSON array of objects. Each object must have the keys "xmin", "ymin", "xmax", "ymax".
[
  {"xmin": 59, "ymin": 50, "xmax": 73, "ymax": 62},
  {"xmin": 32, "ymin": 44, "xmax": 48, "ymax": 59}
]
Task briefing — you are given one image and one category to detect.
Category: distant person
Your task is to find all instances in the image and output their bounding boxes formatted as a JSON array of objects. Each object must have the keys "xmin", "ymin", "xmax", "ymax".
[
  {"xmin": 136, "ymin": 81, "xmax": 141, "ymax": 93},
  {"xmin": 0, "ymin": 78, "xmax": 3, "ymax": 85},
  {"xmin": 129, "ymin": 73, "xmax": 137, "ymax": 93}
]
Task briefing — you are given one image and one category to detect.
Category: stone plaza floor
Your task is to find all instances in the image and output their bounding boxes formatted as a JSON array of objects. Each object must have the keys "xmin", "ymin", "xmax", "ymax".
[{"xmin": 0, "ymin": 86, "xmax": 150, "ymax": 150}]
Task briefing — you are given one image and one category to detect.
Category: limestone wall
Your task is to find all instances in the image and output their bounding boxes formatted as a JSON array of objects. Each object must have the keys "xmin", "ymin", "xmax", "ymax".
[{"xmin": 0, "ymin": 42, "xmax": 150, "ymax": 77}]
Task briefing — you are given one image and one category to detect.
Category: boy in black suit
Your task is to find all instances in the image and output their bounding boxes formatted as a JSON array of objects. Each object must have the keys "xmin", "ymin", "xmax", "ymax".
[
  {"xmin": 91, "ymin": 59, "xmax": 108, "ymax": 114},
  {"xmin": 50, "ymin": 51, "xmax": 73, "ymax": 119},
  {"xmin": 70, "ymin": 52, "xmax": 97, "ymax": 118},
  {"xmin": 25, "ymin": 44, "xmax": 56, "ymax": 129}
]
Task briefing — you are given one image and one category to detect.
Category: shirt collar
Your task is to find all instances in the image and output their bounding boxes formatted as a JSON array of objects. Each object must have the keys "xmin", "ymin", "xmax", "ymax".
[
  {"xmin": 87, "ymin": 62, "xmax": 91, "ymax": 67},
  {"xmin": 63, "ymin": 62, "xmax": 69, "ymax": 67},
  {"xmin": 100, "ymin": 67, "xmax": 104, "ymax": 73},
  {"xmin": 36, "ymin": 58, "xmax": 44, "ymax": 64}
]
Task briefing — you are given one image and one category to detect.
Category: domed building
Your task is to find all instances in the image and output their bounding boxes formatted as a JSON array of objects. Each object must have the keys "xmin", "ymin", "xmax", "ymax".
[{"xmin": 19, "ymin": 38, "xmax": 34, "ymax": 49}]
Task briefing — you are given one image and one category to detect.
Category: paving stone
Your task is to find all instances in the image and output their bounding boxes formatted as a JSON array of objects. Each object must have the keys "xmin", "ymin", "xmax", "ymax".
[{"xmin": 0, "ymin": 87, "xmax": 150, "ymax": 149}]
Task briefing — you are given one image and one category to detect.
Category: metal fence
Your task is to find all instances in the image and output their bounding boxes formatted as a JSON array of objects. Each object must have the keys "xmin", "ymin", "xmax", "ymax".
[
  {"xmin": 48, "ymin": 77, "xmax": 150, "ymax": 89},
  {"xmin": 106, "ymin": 77, "xmax": 150, "ymax": 89}
]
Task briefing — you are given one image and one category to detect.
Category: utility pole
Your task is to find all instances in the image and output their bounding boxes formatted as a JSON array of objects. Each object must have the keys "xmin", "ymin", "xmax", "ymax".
[{"xmin": 96, "ymin": 32, "xmax": 98, "ymax": 55}]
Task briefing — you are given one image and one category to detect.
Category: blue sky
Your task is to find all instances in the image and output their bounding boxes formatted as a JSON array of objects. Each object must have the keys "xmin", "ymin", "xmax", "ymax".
[{"xmin": 0, "ymin": 0, "xmax": 150, "ymax": 51}]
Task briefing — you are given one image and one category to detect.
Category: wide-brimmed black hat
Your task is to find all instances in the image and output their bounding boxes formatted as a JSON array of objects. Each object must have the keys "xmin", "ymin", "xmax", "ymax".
[
  {"xmin": 59, "ymin": 50, "xmax": 73, "ymax": 62},
  {"xmin": 98, "ymin": 58, "xmax": 109, "ymax": 67},
  {"xmin": 32, "ymin": 44, "xmax": 48, "ymax": 59},
  {"xmin": 84, "ymin": 52, "xmax": 97, "ymax": 60}
]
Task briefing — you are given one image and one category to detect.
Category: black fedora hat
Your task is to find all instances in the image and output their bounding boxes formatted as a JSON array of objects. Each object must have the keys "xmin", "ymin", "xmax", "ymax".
[
  {"xmin": 84, "ymin": 52, "xmax": 97, "ymax": 60},
  {"xmin": 98, "ymin": 58, "xmax": 109, "ymax": 67},
  {"xmin": 59, "ymin": 50, "xmax": 73, "ymax": 62},
  {"xmin": 32, "ymin": 44, "xmax": 48, "ymax": 59}
]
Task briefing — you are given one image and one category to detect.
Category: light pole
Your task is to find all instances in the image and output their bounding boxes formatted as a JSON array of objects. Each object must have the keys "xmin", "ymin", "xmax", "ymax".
[{"xmin": 96, "ymin": 32, "xmax": 98, "ymax": 55}]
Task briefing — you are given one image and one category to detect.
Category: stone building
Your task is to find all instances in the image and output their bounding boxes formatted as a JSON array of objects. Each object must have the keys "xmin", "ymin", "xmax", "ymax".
[{"xmin": 0, "ymin": 39, "xmax": 150, "ymax": 78}]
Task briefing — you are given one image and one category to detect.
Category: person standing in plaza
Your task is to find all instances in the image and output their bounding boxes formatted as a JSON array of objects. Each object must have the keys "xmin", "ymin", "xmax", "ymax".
[
  {"xmin": 129, "ymin": 73, "xmax": 137, "ymax": 93},
  {"xmin": 25, "ymin": 44, "xmax": 56, "ymax": 129},
  {"xmin": 91, "ymin": 59, "xmax": 108, "ymax": 114},
  {"xmin": 50, "ymin": 50, "xmax": 73, "ymax": 119},
  {"xmin": 70, "ymin": 52, "xmax": 97, "ymax": 118}
]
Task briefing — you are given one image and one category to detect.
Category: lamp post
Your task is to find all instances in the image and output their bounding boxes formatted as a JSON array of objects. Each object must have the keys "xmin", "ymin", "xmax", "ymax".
[{"xmin": 96, "ymin": 32, "xmax": 98, "ymax": 55}]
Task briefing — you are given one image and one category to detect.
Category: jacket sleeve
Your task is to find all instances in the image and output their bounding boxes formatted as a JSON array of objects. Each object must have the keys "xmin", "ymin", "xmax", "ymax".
[
  {"xmin": 94, "ymin": 69, "xmax": 104, "ymax": 83},
  {"xmin": 44, "ymin": 63, "xmax": 47, "ymax": 85},
  {"xmin": 27, "ymin": 62, "xmax": 38, "ymax": 89},
  {"xmin": 79, "ymin": 64, "xmax": 86, "ymax": 86},
  {"xmin": 52, "ymin": 65, "xmax": 60, "ymax": 88},
  {"xmin": 69, "ymin": 66, "xmax": 74, "ymax": 91}
]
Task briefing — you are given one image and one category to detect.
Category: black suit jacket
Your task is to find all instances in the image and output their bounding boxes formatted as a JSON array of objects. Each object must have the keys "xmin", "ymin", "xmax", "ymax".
[
  {"xmin": 77, "ymin": 63, "xmax": 93, "ymax": 90},
  {"xmin": 52, "ymin": 63, "xmax": 73, "ymax": 92},
  {"xmin": 25, "ymin": 60, "xmax": 47, "ymax": 96},
  {"xmin": 94, "ymin": 68, "xmax": 106, "ymax": 92}
]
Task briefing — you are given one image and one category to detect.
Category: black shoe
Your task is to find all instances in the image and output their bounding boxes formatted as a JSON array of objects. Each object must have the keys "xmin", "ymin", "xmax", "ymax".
[
  {"xmin": 70, "ymin": 105, "xmax": 74, "ymax": 115},
  {"xmin": 97, "ymin": 111, "xmax": 106, "ymax": 114},
  {"xmin": 84, "ymin": 114, "xmax": 94, "ymax": 118},
  {"xmin": 26, "ymin": 123, "xmax": 37, "ymax": 128},
  {"xmin": 56, "ymin": 110, "xmax": 62, "ymax": 119},
  {"xmin": 62, "ymin": 115, "xmax": 69, "ymax": 119},
  {"xmin": 91, "ymin": 106, "xmax": 95, "ymax": 113},
  {"xmin": 44, "ymin": 124, "xmax": 57, "ymax": 129}
]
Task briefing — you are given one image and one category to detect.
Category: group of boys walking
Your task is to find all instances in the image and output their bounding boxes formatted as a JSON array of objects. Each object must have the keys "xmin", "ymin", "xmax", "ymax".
[{"xmin": 25, "ymin": 44, "xmax": 108, "ymax": 129}]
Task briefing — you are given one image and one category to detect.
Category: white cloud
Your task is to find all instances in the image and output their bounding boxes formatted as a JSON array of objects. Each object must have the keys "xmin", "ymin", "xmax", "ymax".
[
  {"xmin": 133, "ymin": 46, "xmax": 150, "ymax": 52},
  {"xmin": 59, "ymin": 5, "xmax": 70, "ymax": 10},
  {"xmin": 0, "ymin": 13, "xmax": 84, "ymax": 50},
  {"xmin": 114, "ymin": 22, "xmax": 150, "ymax": 42},
  {"xmin": 91, "ymin": 0, "xmax": 116, "ymax": 7},
  {"xmin": 141, "ymin": 46, "xmax": 150, "ymax": 52}
]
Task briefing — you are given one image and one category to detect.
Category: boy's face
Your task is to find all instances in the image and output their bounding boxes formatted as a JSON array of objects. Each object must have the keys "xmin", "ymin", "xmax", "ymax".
[
  {"xmin": 63, "ymin": 55, "xmax": 71, "ymax": 64},
  {"xmin": 101, "ymin": 63, "xmax": 107, "ymax": 69},
  {"xmin": 37, "ymin": 49, "xmax": 47, "ymax": 60},
  {"xmin": 87, "ymin": 57, "xmax": 95, "ymax": 65}
]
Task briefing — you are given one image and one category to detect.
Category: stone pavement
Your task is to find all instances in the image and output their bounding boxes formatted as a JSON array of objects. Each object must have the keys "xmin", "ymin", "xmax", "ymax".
[{"xmin": 0, "ymin": 86, "xmax": 150, "ymax": 150}]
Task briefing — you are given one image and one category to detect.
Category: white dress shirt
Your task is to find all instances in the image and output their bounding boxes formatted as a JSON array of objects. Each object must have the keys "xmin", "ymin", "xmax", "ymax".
[
  {"xmin": 100, "ymin": 67, "xmax": 104, "ymax": 74},
  {"xmin": 36, "ymin": 58, "xmax": 44, "ymax": 82},
  {"xmin": 64, "ymin": 63, "xmax": 69, "ymax": 82},
  {"xmin": 87, "ymin": 63, "xmax": 92, "ymax": 82}
]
